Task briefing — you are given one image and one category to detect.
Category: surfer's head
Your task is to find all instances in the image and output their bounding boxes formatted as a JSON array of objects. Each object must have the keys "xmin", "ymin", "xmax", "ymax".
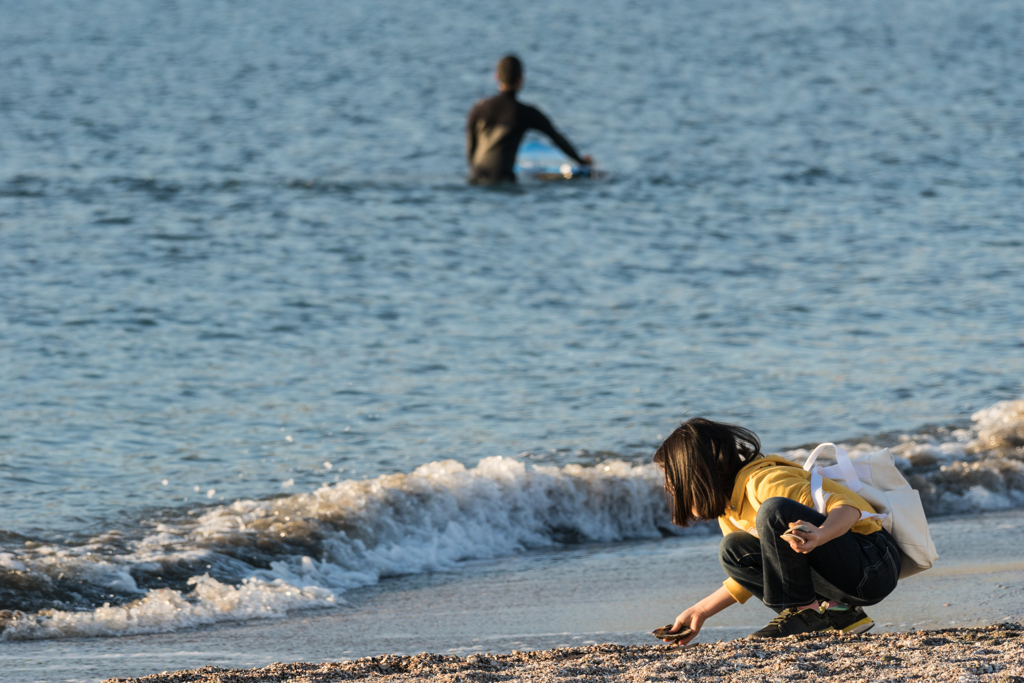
[
  {"xmin": 654, "ymin": 418, "xmax": 762, "ymax": 527},
  {"xmin": 496, "ymin": 55, "xmax": 523, "ymax": 92}
]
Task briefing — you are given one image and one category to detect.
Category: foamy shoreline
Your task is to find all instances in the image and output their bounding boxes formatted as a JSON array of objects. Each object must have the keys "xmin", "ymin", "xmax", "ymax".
[
  {"xmin": 105, "ymin": 623, "xmax": 1023, "ymax": 683},
  {"xmin": 5, "ymin": 399, "xmax": 1024, "ymax": 643}
]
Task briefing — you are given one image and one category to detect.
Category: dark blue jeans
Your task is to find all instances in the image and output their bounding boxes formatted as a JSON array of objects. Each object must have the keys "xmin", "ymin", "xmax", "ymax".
[{"xmin": 719, "ymin": 497, "xmax": 901, "ymax": 610}]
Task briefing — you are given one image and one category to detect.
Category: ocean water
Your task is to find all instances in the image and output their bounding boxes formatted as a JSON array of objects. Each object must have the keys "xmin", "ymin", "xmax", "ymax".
[{"xmin": 2, "ymin": 0, "xmax": 1024, "ymax": 648}]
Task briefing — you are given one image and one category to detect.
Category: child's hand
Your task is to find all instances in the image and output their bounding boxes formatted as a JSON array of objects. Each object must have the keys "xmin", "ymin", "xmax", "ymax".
[
  {"xmin": 663, "ymin": 606, "xmax": 706, "ymax": 647},
  {"xmin": 783, "ymin": 521, "xmax": 822, "ymax": 553}
]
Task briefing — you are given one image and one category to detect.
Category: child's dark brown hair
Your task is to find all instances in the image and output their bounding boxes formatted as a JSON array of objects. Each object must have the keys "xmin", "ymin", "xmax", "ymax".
[{"xmin": 653, "ymin": 417, "xmax": 762, "ymax": 526}]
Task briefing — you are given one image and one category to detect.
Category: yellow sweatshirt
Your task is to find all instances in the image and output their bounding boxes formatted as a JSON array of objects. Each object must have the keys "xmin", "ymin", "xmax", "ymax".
[{"xmin": 719, "ymin": 455, "xmax": 881, "ymax": 604}]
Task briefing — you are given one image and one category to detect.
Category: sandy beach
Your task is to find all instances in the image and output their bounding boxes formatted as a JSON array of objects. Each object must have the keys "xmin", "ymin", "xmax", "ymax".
[{"xmin": 105, "ymin": 624, "xmax": 1024, "ymax": 683}]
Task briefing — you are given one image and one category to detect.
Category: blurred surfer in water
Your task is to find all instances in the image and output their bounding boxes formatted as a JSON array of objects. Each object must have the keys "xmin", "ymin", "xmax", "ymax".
[{"xmin": 466, "ymin": 55, "xmax": 592, "ymax": 184}]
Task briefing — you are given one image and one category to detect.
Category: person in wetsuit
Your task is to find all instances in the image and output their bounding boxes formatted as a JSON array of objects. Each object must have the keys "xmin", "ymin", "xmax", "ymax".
[{"xmin": 466, "ymin": 55, "xmax": 592, "ymax": 184}]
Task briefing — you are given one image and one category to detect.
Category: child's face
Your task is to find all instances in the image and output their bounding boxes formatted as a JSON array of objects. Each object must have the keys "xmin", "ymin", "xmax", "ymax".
[
  {"xmin": 659, "ymin": 466, "xmax": 699, "ymax": 517},
  {"xmin": 658, "ymin": 465, "xmax": 670, "ymax": 493}
]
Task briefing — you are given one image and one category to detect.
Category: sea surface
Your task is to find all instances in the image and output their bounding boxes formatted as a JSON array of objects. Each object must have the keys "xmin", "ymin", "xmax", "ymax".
[{"xmin": 1, "ymin": 0, "xmax": 1023, "ymax": 649}]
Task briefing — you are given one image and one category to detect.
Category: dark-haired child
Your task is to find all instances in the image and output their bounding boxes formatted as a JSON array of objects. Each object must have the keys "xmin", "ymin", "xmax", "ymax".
[{"xmin": 655, "ymin": 418, "xmax": 900, "ymax": 642}]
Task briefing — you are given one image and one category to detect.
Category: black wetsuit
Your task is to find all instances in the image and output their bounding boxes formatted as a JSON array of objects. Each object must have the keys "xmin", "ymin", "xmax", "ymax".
[{"xmin": 466, "ymin": 90, "xmax": 583, "ymax": 184}]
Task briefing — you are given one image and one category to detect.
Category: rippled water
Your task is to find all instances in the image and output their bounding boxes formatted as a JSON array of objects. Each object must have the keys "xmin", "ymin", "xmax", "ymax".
[{"xmin": 1, "ymin": 0, "xmax": 1023, "ymax": 641}]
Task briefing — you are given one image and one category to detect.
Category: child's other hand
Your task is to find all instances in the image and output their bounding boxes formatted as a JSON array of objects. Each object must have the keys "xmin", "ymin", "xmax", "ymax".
[{"xmin": 665, "ymin": 607, "xmax": 705, "ymax": 647}]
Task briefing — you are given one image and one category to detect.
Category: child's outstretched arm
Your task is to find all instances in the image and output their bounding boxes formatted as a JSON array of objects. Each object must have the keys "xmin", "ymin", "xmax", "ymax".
[{"xmin": 665, "ymin": 585, "xmax": 738, "ymax": 647}]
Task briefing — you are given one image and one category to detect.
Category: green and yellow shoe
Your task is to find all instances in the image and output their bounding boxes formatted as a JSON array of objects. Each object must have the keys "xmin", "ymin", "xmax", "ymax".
[
  {"xmin": 825, "ymin": 605, "xmax": 874, "ymax": 634},
  {"xmin": 748, "ymin": 607, "xmax": 832, "ymax": 639}
]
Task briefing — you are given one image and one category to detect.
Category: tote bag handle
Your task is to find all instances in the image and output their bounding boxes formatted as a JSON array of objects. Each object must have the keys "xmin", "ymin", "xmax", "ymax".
[{"xmin": 803, "ymin": 442, "xmax": 862, "ymax": 492}]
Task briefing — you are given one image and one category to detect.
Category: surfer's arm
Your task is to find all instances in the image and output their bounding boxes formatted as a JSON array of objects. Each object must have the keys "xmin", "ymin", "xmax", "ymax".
[{"xmin": 528, "ymin": 108, "xmax": 585, "ymax": 164}]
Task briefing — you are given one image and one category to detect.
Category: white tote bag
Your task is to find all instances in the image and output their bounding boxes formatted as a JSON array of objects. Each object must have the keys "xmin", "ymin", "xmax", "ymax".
[{"xmin": 803, "ymin": 443, "xmax": 938, "ymax": 579}]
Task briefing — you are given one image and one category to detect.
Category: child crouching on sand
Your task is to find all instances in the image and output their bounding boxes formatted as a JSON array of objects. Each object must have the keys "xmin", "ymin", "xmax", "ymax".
[{"xmin": 656, "ymin": 418, "xmax": 900, "ymax": 642}]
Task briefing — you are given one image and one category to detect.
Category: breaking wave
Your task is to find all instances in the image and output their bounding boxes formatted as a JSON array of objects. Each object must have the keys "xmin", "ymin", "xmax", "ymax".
[
  {"xmin": 0, "ymin": 457, "xmax": 670, "ymax": 640},
  {"xmin": 2, "ymin": 398, "xmax": 1023, "ymax": 641}
]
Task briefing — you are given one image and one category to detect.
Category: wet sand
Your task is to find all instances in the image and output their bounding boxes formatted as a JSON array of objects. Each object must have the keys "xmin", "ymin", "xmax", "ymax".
[{"xmin": 106, "ymin": 623, "xmax": 1024, "ymax": 683}]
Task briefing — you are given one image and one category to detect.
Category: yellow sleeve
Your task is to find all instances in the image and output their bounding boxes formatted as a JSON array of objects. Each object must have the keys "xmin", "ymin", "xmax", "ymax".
[
  {"xmin": 820, "ymin": 479, "xmax": 873, "ymax": 514},
  {"xmin": 747, "ymin": 467, "xmax": 814, "ymax": 511},
  {"xmin": 724, "ymin": 577, "xmax": 752, "ymax": 604},
  {"xmin": 824, "ymin": 492, "xmax": 858, "ymax": 514},
  {"xmin": 718, "ymin": 517, "xmax": 742, "ymax": 535},
  {"xmin": 820, "ymin": 479, "xmax": 883, "ymax": 534}
]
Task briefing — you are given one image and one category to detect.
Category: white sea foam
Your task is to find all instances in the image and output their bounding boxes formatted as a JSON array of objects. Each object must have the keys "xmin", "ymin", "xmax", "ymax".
[
  {"xmin": 1, "ymin": 456, "xmax": 670, "ymax": 641},
  {"xmin": 971, "ymin": 400, "xmax": 1024, "ymax": 452},
  {"xmin": 3, "ymin": 398, "xmax": 1024, "ymax": 641},
  {"xmin": 1, "ymin": 575, "xmax": 335, "ymax": 640}
]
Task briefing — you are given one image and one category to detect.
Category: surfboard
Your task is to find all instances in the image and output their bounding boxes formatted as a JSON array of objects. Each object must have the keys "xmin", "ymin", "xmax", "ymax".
[{"xmin": 514, "ymin": 140, "xmax": 597, "ymax": 180}]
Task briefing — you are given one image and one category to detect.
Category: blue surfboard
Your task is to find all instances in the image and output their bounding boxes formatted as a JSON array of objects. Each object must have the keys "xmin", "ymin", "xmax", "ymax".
[{"xmin": 514, "ymin": 140, "xmax": 596, "ymax": 180}]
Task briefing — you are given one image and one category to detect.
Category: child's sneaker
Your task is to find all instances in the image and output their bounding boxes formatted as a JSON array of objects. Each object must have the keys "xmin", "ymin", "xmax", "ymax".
[
  {"xmin": 748, "ymin": 607, "xmax": 832, "ymax": 638},
  {"xmin": 825, "ymin": 605, "xmax": 874, "ymax": 634}
]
